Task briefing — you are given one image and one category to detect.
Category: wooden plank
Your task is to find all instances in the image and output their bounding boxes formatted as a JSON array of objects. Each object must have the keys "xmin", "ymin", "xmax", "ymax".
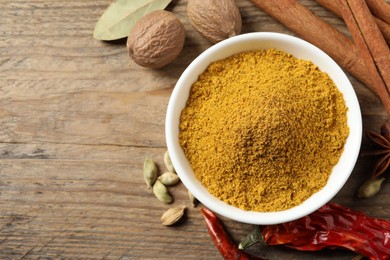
[{"xmin": 0, "ymin": 0, "xmax": 389, "ymax": 259}]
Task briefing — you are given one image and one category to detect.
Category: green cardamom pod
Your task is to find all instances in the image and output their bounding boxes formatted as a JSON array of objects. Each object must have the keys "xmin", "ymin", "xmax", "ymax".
[
  {"xmin": 158, "ymin": 172, "xmax": 180, "ymax": 186},
  {"xmin": 188, "ymin": 190, "xmax": 197, "ymax": 207},
  {"xmin": 161, "ymin": 206, "xmax": 186, "ymax": 226},
  {"xmin": 357, "ymin": 177, "xmax": 385, "ymax": 199},
  {"xmin": 164, "ymin": 150, "xmax": 175, "ymax": 173},
  {"xmin": 153, "ymin": 180, "xmax": 173, "ymax": 204},
  {"xmin": 143, "ymin": 158, "xmax": 158, "ymax": 189}
]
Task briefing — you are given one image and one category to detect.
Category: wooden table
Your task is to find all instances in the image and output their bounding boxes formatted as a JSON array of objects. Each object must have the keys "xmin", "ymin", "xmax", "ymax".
[{"xmin": 1, "ymin": 1, "xmax": 389, "ymax": 259}]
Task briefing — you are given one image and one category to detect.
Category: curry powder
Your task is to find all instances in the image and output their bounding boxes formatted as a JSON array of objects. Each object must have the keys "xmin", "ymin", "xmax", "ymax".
[{"xmin": 179, "ymin": 49, "xmax": 349, "ymax": 212}]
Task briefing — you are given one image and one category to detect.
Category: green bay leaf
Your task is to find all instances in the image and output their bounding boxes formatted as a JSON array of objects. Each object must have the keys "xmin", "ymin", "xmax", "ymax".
[{"xmin": 93, "ymin": 0, "xmax": 172, "ymax": 41}]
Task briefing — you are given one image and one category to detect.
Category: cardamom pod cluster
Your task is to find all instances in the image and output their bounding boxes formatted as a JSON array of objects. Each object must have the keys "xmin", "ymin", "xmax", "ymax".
[
  {"xmin": 142, "ymin": 150, "xmax": 198, "ymax": 226},
  {"xmin": 143, "ymin": 150, "xmax": 181, "ymax": 204}
]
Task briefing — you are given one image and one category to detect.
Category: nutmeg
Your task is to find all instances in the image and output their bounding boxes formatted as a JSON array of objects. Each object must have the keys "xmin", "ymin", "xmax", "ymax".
[
  {"xmin": 187, "ymin": 0, "xmax": 242, "ymax": 43},
  {"xmin": 127, "ymin": 10, "xmax": 185, "ymax": 69}
]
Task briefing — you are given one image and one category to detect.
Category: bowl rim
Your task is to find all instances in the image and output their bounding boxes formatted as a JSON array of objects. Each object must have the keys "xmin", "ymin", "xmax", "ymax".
[{"xmin": 165, "ymin": 32, "xmax": 362, "ymax": 225}]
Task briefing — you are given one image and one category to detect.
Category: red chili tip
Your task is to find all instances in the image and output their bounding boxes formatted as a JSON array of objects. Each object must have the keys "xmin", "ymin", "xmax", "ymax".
[
  {"xmin": 200, "ymin": 207, "xmax": 266, "ymax": 260},
  {"xmin": 200, "ymin": 207, "xmax": 214, "ymax": 217}
]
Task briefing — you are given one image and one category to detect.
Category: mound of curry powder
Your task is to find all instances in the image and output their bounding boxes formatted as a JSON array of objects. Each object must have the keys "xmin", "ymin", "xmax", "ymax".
[{"xmin": 179, "ymin": 49, "xmax": 349, "ymax": 212}]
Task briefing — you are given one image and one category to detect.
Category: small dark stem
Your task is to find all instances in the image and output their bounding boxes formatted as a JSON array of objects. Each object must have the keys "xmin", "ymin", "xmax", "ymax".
[{"xmin": 239, "ymin": 226, "xmax": 265, "ymax": 250}]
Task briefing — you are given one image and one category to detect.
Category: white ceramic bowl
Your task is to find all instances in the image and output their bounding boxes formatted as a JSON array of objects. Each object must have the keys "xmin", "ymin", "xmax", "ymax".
[{"xmin": 165, "ymin": 32, "xmax": 362, "ymax": 225}]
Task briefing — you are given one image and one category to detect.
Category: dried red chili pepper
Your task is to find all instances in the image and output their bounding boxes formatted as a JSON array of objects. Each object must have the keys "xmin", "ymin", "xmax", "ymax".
[
  {"xmin": 200, "ymin": 207, "xmax": 265, "ymax": 260},
  {"xmin": 240, "ymin": 203, "xmax": 390, "ymax": 260}
]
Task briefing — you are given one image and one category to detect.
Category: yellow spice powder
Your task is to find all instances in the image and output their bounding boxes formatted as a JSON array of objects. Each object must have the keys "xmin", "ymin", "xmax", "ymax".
[{"xmin": 179, "ymin": 49, "xmax": 349, "ymax": 212}]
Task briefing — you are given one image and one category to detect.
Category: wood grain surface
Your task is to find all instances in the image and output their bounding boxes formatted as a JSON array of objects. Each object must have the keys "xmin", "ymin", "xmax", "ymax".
[{"xmin": 1, "ymin": 0, "xmax": 389, "ymax": 259}]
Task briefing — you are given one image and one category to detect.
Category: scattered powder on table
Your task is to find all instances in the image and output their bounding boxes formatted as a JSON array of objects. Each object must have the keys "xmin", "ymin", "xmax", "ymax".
[{"xmin": 179, "ymin": 49, "xmax": 349, "ymax": 212}]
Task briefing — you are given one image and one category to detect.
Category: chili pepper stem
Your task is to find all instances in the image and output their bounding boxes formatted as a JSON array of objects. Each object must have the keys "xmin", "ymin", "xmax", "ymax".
[
  {"xmin": 200, "ymin": 207, "xmax": 265, "ymax": 260},
  {"xmin": 239, "ymin": 226, "xmax": 265, "ymax": 250}
]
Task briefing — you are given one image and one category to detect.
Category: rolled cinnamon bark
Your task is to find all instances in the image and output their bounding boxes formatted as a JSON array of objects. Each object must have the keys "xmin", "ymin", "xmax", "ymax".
[
  {"xmin": 366, "ymin": 0, "xmax": 390, "ymax": 24},
  {"xmin": 315, "ymin": 0, "xmax": 390, "ymax": 44},
  {"xmin": 340, "ymin": 0, "xmax": 390, "ymax": 114},
  {"xmin": 250, "ymin": 0, "xmax": 390, "ymax": 115}
]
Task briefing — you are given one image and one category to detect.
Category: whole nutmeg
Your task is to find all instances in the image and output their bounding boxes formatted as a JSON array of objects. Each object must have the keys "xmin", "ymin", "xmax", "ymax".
[
  {"xmin": 187, "ymin": 0, "xmax": 242, "ymax": 43},
  {"xmin": 127, "ymin": 10, "xmax": 185, "ymax": 69}
]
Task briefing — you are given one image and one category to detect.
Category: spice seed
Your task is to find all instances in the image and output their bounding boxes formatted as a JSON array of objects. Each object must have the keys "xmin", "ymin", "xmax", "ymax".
[
  {"xmin": 153, "ymin": 180, "xmax": 173, "ymax": 204},
  {"xmin": 161, "ymin": 206, "xmax": 186, "ymax": 226},
  {"xmin": 158, "ymin": 172, "xmax": 180, "ymax": 186},
  {"xmin": 188, "ymin": 190, "xmax": 197, "ymax": 207},
  {"xmin": 164, "ymin": 150, "xmax": 175, "ymax": 173},
  {"xmin": 143, "ymin": 158, "xmax": 157, "ymax": 189},
  {"xmin": 356, "ymin": 177, "xmax": 385, "ymax": 199}
]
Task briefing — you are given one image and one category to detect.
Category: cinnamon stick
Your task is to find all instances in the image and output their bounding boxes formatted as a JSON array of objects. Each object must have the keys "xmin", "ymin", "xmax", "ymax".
[
  {"xmin": 249, "ymin": 0, "xmax": 390, "ymax": 115},
  {"xmin": 376, "ymin": 18, "xmax": 390, "ymax": 45},
  {"xmin": 366, "ymin": 0, "xmax": 390, "ymax": 24},
  {"xmin": 315, "ymin": 0, "xmax": 390, "ymax": 45},
  {"xmin": 249, "ymin": 0, "xmax": 369, "ymax": 84},
  {"xmin": 340, "ymin": 0, "xmax": 390, "ymax": 114}
]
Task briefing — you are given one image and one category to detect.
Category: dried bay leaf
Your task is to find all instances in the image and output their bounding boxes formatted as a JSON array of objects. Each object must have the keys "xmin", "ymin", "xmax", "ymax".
[{"xmin": 94, "ymin": 0, "xmax": 172, "ymax": 41}]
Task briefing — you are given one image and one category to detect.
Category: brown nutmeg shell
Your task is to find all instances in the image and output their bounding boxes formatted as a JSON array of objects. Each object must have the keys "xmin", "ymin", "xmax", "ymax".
[
  {"xmin": 127, "ymin": 10, "xmax": 185, "ymax": 69},
  {"xmin": 187, "ymin": 0, "xmax": 242, "ymax": 43}
]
